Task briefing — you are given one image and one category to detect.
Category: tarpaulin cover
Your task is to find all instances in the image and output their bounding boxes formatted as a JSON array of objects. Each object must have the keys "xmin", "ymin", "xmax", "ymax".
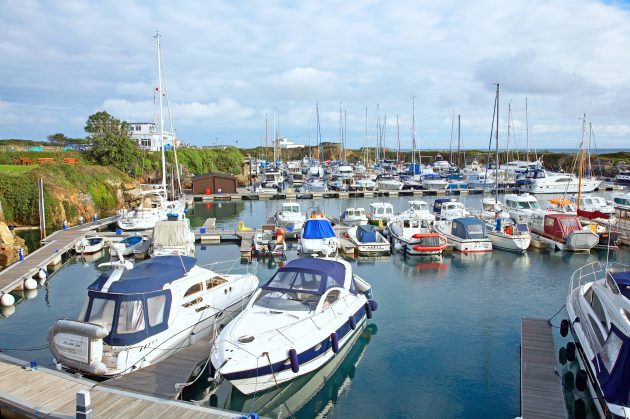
[
  {"xmin": 356, "ymin": 224, "xmax": 377, "ymax": 243},
  {"xmin": 152, "ymin": 220, "xmax": 189, "ymax": 247},
  {"xmin": 302, "ymin": 219, "xmax": 335, "ymax": 239},
  {"xmin": 594, "ymin": 323, "xmax": 630, "ymax": 408},
  {"xmin": 452, "ymin": 217, "xmax": 487, "ymax": 239},
  {"xmin": 88, "ymin": 256, "xmax": 196, "ymax": 293},
  {"xmin": 263, "ymin": 258, "xmax": 346, "ymax": 293}
]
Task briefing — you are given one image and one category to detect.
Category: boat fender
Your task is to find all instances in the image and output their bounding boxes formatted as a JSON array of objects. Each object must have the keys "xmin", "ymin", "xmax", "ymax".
[
  {"xmin": 564, "ymin": 370, "xmax": 575, "ymax": 389},
  {"xmin": 0, "ymin": 293, "xmax": 15, "ymax": 307},
  {"xmin": 575, "ymin": 369, "xmax": 587, "ymax": 392},
  {"xmin": 574, "ymin": 399, "xmax": 586, "ymax": 419},
  {"xmin": 394, "ymin": 242, "xmax": 403, "ymax": 251},
  {"xmin": 348, "ymin": 316, "xmax": 356, "ymax": 330},
  {"xmin": 23, "ymin": 278, "xmax": 37, "ymax": 290},
  {"xmin": 330, "ymin": 332, "xmax": 339, "ymax": 354},
  {"xmin": 36, "ymin": 268, "xmax": 48, "ymax": 280},
  {"xmin": 558, "ymin": 347, "xmax": 567, "ymax": 365},
  {"xmin": 412, "ymin": 233, "xmax": 423, "ymax": 239},
  {"xmin": 365, "ymin": 301, "xmax": 373, "ymax": 319},
  {"xmin": 560, "ymin": 319, "xmax": 569, "ymax": 337},
  {"xmin": 566, "ymin": 341, "xmax": 576, "ymax": 362},
  {"xmin": 369, "ymin": 299, "xmax": 378, "ymax": 312},
  {"xmin": 288, "ymin": 348, "xmax": 299, "ymax": 373}
]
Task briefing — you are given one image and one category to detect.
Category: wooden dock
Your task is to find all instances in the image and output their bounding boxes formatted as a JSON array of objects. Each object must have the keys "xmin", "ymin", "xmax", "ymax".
[
  {"xmin": 521, "ymin": 318, "xmax": 567, "ymax": 419},
  {"xmin": 0, "ymin": 353, "xmax": 238, "ymax": 418},
  {"xmin": 0, "ymin": 216, "xmax": 119, "ymax": 301},
  {"xmin": 101, "ymin": 336, "xmax": 214, "ymax": 400}
]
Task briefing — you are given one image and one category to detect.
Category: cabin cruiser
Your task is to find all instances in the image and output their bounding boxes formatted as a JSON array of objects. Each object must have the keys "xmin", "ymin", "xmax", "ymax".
[
  {"xmin": 485, "ymin": 217, "xmax": 531, "ymax": 254},
  {"xmin": 400, "ymin": 200, "xmax": 435, "ymax": 222},
  {"xmin": 616, "ymin": 171, "xmax": 630, "ymax": 185},
  {"xmin": 302, "ymin": 178, "xmax": 327, "ymax": 193},
  {"xmin": 388, "ymin": 215, "xmax": 447, "ymax": 257},
  {"xmin": 421, "ymin": 173, "xmax": 448, "ymax": 190},
  {"xmin": 375, "ymin": 174, "xmax": 403, "ymax": 191},
  {"xmin": 569, "ymin": 195, "xmax": 615, "ymax": 220},
  {"xmin": 368, "ymin": 202, "xmax": 395, "ymax": 226},
  {"xmin": 251, "ymin": 227, "xmax": 286, "ymax": 258},
  {"xmin": 503, "ymin": 193, "xmax": 545, "ymax": 224},
  {"xmin": 518, "ymin": 168, "xmax": 601, "ymax": 194},
  {"xmin": 566, "ymin": 262, "xmax": 630, "ymax": 418},
  {"xmin": 75, "ymin": 236, "xmax": 104, "ymax": 255},
  {"xmin": 528, "ymin": 213, "xmax": 599, "ymax": 252},
  {"xmin": 298, "ymin": 218, "xmax": 339, "ymax": 257},
  {"xmin": 149, "ymin": 219, "xmax": 196, "ymax": 257},
  {"xmin": 433, "ymin": 217, "xmax": 492, "ymax": 253},
  {"xmin": 432, "ymin": 198, "xmax": 470, "ymax": 221},
  {"xmin": 210, "ymin": 258, "xmax": 376, "ymax": 395},
  {"xmin": 349, "ymin": 177, "xmax": 377, "ymax": 191},
  {"xmin": 274, "ymin": 202, "xmax": 306, "ymax": 238},
  {"xmin": 262, "ymin": 168, "xmax": 284, "ymax": 191},
  {"xmin": 49, "ymin": 254, "xmax": 258, "ymax": 377},
  {"xmin": 117, "ymin": 191, "xmax": 184, "ymax": 231},
  {"xmin": 340, "ymin": 207, "xmax": 368, "ymax": 226},
  {"xmin": 328, "ymin": 178, "xmax": 348, "ymax": 191},
  {"xmin": 399, "ymin": 175, "xmax": 423, "ymax": 190},
  {"xmin": 346, "ymin": 224, "xmax": 391, "ymax": 256}
]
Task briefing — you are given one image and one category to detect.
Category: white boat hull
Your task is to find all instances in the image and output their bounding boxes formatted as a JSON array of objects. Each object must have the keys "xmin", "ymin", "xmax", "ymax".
[{"xmin": 486, "ymin": 231, "xmax": 530, "ymax": 253}]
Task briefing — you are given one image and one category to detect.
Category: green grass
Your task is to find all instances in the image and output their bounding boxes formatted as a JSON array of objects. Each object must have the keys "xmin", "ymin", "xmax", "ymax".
[{"xmin": 0, "ymin": 164, "xmax": 38, "ymax": 175}]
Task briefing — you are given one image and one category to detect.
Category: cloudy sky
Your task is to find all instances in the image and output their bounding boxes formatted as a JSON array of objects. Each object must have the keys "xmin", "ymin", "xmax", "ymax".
[{"xmin": 1, "ymin": 0, "xmax": 629, "ymax": 150}]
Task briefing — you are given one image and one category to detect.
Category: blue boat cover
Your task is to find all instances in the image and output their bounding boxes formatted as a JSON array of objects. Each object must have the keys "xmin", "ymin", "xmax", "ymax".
[
  {"xmin": 452, "ymin": 217, "xmax": 487, "ymax": 239},
  {"xmin": 433, "ymin": 198, "xmax": 456, "ymax": 213},
  {"xmin": 594, "ymin": 323, "xmax": 630, "ymax": 408},
  {"xmin": 121, "ymin": 236, "xmax": 143, "ymax": 246},
  {"xmin": 407, "ymin": 163, "xmax": 422, "ymax": 175},
  {"xmin": 356, "ymin": 224, "xmax": 377, "ymax": 243},
  {"xmin": 302, "ymin": 219, "xmax": 335, "ymax": 239},
  {"xmin": 88, "ymin": 256, "xmax": 197, "ymax": 294},
  {"xmin": 612, "ymin": 271, "xmax": 630, "ymax": 299},
  {"xmin": 263, "ymin": 258, "xmax": 346, "ymax": 294}
]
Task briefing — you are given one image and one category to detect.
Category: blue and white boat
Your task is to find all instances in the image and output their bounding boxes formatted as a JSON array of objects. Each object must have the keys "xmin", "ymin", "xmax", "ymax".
[
  {"xmin": 433, "ymin": 217, "xmax": 492, "ymax": 253},
  {"xmin": 346, "ymin": 224, "xmax": 391, "ymax": 256},
  {"xmin": 210, "ymin": 258, "xmax": 376, "ymax": 395},
  {"xmin": 74, "ymin": 236, "xmax": 104, "ymax": 255},
  {"xmin": 110, "ymin": 235, "xmax": 145, "ymax": 256},
  {"xmin": 298, "ymin": 218, "xmax": 339, "ymax": 257},
  {"xmin": 49, "ymin": 254, "xmax": 258, "ymax": 377},
  {"xmin": 566, "ymin": 262, "xmax": 630, "ymax": 418}
]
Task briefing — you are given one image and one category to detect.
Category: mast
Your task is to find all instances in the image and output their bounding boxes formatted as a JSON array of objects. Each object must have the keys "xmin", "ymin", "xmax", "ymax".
[
  {"xmin": 525, "ymin": 97, "xmax": 530, "ymax": 162},
  {"xmin": 494, "ymin": 83, "xmax": 500, "ymax": 202},
  {"xmin": 376, "ymin": 105, "xmax": 381, "ymax": 163},
  {"xmin": 364, "ymin": 107, "xmax": 368, "ymax": 166},
  {"xmin": 155, "ymin": 33, "xmax": 167, "ymax": 200},
  {"xmin": 397, "ymin": 114, "xmax": 401, "ymax": 169},
  {"xmin": 457, "ymin": 114, "xmax": 461, "ymax": 168},
  {"xmin": 344, "ymin": 109, "xmax": 347, "ymax": 162},
  {"xmin": 265, "ymin": 113, "xmax": 268, "ymax": 159},
  {"xmin": 411, "ymin": 96, "xmax": 416, "ymax": 171},
  {"xmin": 316, "ymin": 103, "xmax": 323, "ymax": 164},
  {"xmin": 577, "ymin": 115, "xmax": 586, "ymax": 210},
  {"xmin": 339, "ymin": 101, "xmax": 343, "ymax": 161},
  {"xmin": 449, "ymin": 109, "xmax": 454, "ymax": 164}
]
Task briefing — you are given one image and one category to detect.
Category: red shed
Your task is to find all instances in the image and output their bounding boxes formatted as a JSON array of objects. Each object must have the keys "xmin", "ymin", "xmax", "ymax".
[{"xmin": 192, "ymin": 173, "xmax": 237, "ymax": 195}]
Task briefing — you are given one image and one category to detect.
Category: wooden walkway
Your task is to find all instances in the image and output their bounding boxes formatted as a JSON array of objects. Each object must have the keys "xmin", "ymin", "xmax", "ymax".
[
  {"xmin": 521, "ymin": 318, "xmax": 567, "ymax": 419},
  {"xmin": 101, "ymin": 336, "xmax": 214, "ymax": 400},
  {"xmin": 0, "ymin": 354, "xmax": 237, "ymax": 418},
  {"xmin": 0, "ymin": 216, "xmax": 119, "ymax": 297}
]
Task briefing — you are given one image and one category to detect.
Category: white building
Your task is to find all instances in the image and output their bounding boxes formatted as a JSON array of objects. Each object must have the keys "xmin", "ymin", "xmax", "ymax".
[
  {"xmin": 128, "ymin": 122, "xmax": 181, "ymax": 151},
  {"xmin": 275, "ymin": 137, "xmax": 305, "ymax": 149}
]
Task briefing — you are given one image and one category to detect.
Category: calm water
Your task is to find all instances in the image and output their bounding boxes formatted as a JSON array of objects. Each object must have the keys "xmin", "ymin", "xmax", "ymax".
[{"xmin": 2, "ymin": 194, "xmax": 629, "ymax": 418}]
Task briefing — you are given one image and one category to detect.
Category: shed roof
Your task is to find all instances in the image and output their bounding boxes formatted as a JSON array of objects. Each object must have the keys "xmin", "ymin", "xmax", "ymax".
[{"xmin": 191, "ymin": 173, "xmax": 237, "ymax": 181}]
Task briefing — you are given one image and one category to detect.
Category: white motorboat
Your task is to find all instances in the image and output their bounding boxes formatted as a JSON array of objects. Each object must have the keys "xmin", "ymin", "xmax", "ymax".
[
  {"xmin": 518, "ymin": 168, "xmax": 601, "ymax": 194},
  {"xmin": 400, "ymin": 200, "xmax": 435, "ymax": 222},
  {"xmin": 262, "ymin": 168, "xmax": 284, "ymax": 191},
  {"xmin": 616, "ymin": 171, "xmax": 630, "ymax": 185},
  {"xmin": 109, "ymin": 235, "xmax": 145, "ymax": 257},
  {"xmin": 375, "ymin": 174, "xmax": 403, "ymax": 191},
  {"xmin": 569, "ymin": 194, "xmax": 615, "ymax": 220},
  {"xmin": 346, "ymin": 225, "xmax": 391, "ymax": 256},
  {"xmin": 432, "ymin": 198, "xmax": 470, "ymax": 221},
  {"xmin": 302, "ymin": 178, "xmax": 327, "ymax": 193},
  {"xmin": 117, "ymin": 191, "xmax": 183, "ymax": 231},
  {"xmin": 485, "ymin": 217, "xmax": 531, "ymax": 254},
  {"xmin": 565, "ymin": 262, "xmax": 630, "ymax": 418},
  {"xmin": 503, "ymin": 193, "xmax": 545, "ymax": 224},
  {"xmin": 433, "ymin": 217, "xmax": 492, "ymax": 253},
  {"xmin": 274, "ymin": 202, "xmax": 306, "ymax": 238},
  {"xmin": 74, "ymin": 236, "xmax": 104, "ymax": 255},
  {"xmin": 49, "ymin": 254, "xmax": 258, "ymax": 377},
  {"xmin": 609, "ymin": 192, "xmax": 630, "ymax": 246},
  {"xmin": 298, "ymin": 218, "xmax": 339, "ymax": 257},
  {"xmin": 251, "ymin": 227, "xmax": 286, "ymax": 258},
  {"xmin": 388, "ymin": 215, "xmax": 447, "ymax": 257},
  {"xmin": 421, "ymin": 173, "xmax": 448, "ymax": 190},
  {"xmin": 349, "ymin": 178, "xmax": 377, "ymax": 191},
  {"xmin": 528, "ymin": 212, "xmax": 599, "ymax": 252},
  {"xmin": 368, "ymin": 202, "xmax": 395, "ymax": 226},
  {"xmin": 340, "ymin": 207, "xmax": 368, "ymax": 226},
  {"xmin": 210, "ymin": 258, "xmax": 377, "ymax": 395},
  {"xmin": 149, "ymin": 219, "xmax": 196, "ymax": 257}
]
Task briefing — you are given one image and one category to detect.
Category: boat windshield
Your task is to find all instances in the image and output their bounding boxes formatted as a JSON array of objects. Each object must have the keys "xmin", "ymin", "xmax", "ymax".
[
  {"xmin": 83, "ymin": 297, "xmax": 115, "ymax": 333},
  {"xmin": 283, "ymin": 205, "xmax": 300, "ymax": 213},
  {"xmin": 518, "ymin": 201, "xmax": 540, "ymax": 210},
  {"xmin": 256, "ymin": 267, "xmax": 339, "ymax": 311},
  {"xmin": 254, "ymin": 289, "xmax": 320, "ymax": 311}
]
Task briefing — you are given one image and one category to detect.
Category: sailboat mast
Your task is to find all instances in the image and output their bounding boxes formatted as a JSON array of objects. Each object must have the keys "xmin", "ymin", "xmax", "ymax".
[
  {"xmin": 525, "ymin": 97, "xmax": 530, "ymax": 162},
  {"xmin": 364, "ymin": 107, "xmax": 368, "ymax": 166},
  {"xmin": 494, "ymin": 83, "xmax": 500, "ymax": 201},
  {"xmin": 155, "ymin": 33, "xmax": 167, "ymax": 200},
  {"xmin": 411, "ymin": 96, "xmax": 416, "ymax": 170},
  {"xmin": 449, "ymin": 109, "xmax": 454, "ymax": 164},
  {"xmin": 577, "ymin": 115, "xmax": 586, "ymax": 210},
  {"xmin": 457, "ymin": 115, "xmax": 461, "ymax": 168},
  {"xmin": 397, "ymin": 114, "xmax": 400, "ymax": 169},
  {"xmin": 339, "ymin": 101, "xmax": 343, "ymax": 161}
]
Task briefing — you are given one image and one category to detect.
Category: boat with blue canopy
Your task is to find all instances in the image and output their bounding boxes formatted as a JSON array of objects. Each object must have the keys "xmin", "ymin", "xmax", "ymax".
[
  {"xmin": 298, "ymin": 218, "xmax": 339, "ymax": 257},
  {"xmin": 346, "ymin": 224, "xmax": 391, "ymax": 256},
  {"xmin": 433, "ymin": 217, "xmax": 492, "ymax": 253}
]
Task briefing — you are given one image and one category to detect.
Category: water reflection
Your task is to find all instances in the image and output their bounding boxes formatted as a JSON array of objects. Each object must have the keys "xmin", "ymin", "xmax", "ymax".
[{"xmin": 195, "ymin": 323, "xmax": 378, "ymax": 418}]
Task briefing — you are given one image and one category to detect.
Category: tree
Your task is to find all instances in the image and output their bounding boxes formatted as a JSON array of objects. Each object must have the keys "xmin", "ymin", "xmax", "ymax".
[
  {"xmin": 87, "ymin": 111, "xmax": 140, "ymax": 175},
  {"xmin": 47, "ymin": 133, "xmax": 71, "ymax": 145}
]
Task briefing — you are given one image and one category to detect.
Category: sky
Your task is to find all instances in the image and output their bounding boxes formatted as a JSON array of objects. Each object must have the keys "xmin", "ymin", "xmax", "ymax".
[{"xmin": 1, "ymin": 0, "xmax": 630, "ymax": 150}]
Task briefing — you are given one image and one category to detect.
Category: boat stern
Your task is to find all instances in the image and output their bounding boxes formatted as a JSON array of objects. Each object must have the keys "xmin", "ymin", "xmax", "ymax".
[{"xmin": 48, "ymin": 319, "xmax": 109, "ymax": 376}]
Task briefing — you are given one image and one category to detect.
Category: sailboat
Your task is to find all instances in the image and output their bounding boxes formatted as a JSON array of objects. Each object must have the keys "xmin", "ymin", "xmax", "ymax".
[
  {"xmin": 118, "ymin": 33, "xmax": 185, "ymax": 231},
  {"xmin": 482, "ymin": 83, "xmax": 531, "ymax": 253}
]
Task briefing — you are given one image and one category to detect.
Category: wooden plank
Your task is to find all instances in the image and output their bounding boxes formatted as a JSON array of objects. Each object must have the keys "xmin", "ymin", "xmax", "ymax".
[{"xmin": 521, "ymin": 318, "xmax": 567, "ymax": 419}]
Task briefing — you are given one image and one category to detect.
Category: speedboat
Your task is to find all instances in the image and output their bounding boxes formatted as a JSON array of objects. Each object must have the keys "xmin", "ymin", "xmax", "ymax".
[
  {"xmin": 375, "ymin": 174, "xmax": 403, "ymax": 191},
  {"xmin": 340, "ymin": 207, "xmax": 368, "ymax": 226},
  {"xmin": 251, "ymin": 227, "xmax": 286, "ymax": 258},
  {"xmin": 368, "ymin": 202, "xmax": 395, "ymax": 226},
  {"xmin": 433, "ymin": 217, "xmax": 492, "ymax": 253},
  {"xmin": 346, "ymin": 224, "xmax": 391, "ymax": 256},
  {"xmin": 528, "ymin": 213, "xmax": 599, "ymax": 252},
  {"xmin": 149, "ymin": 219, "xmax": 196, "ymax": 257},
  {"xmin": 422, "ymin": 173, "xmax": 448, "ymax": 190},
  {"xmin": 274, "ymin": 202, "xmax": 306, "ymax": 238},
  {"xmin": 432, "ymin": 198, "xmax": 470, "ymax": 221},
  {"xmin": 49, "ymin": 254, "xmax": 259, "ymax": 377},
  {"xmin": 298, "ymin": 218, "xmax": 339, "ymax": 257},
  {"xmin": 110, "ymin": 235, "xmax": 145, "ymax": 256},
  {"xmin": 302, "ymin": 178, "xmax": 327, "ymax": 193},
  {"xmin": 485, "ymin": 217, "xmax": 531, "ymax": 254},
  {"xmin": 388, "ymin": 215, "xmax": 447, "ymax": 257},
  {"xmin": 74, "ymin": 236, "xmax": 104, "ymax": 255},
  {"xmin": 210, "ymin": 258, "xmax": 377, "ymax": 395},
  {"xmin": 565, "ymin": 262, "xmax": 630, "ymax": 418}
]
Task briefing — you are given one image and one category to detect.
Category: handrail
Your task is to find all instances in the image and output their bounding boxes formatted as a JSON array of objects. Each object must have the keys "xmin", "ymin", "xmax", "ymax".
[{"xmin": 201, "ymin": 258, "xmax": 257, "ymax": 275}]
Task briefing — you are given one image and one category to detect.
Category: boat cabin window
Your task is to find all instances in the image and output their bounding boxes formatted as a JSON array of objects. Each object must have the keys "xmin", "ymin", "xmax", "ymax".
[
  {"xmin": 606, "ymin": 275, "xmax": 621, "ymax": 295},
  {"xmin": 590, "ymin": 290, "xmax": 608, "ymax": 330},
  {"xmin": 184, "ymin": 283, "xmax": 203, "ymax": 297},
  {"xmin": 588, "ymin": 315, "xmax": 606, "ymax": 348},
  {"xmin": 117, "ymin": 300, "xmax": 146, "ymax": 334},
  {"xmin": 86, "ymin": 298, "xmax": 115, "ymax": 332},
  {"xmin": 322, "ymin": 290, "xmax": 341, "ymax": 310},
  {"xmin": 466, "ymin": 224, "xmax": 483, "ymax": 235},
  {"xmin": 206, "ymin": 277, "xmax": 227, "ymax": 289},
  {"xmin": 147, "ymin": 294, "xmax": 167, "ymax": 327}
]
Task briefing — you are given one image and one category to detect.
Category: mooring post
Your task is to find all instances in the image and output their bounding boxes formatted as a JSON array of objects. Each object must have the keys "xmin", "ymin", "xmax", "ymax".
[{"xmin": 76, "ymin": 390, "xmax": 92, "ymax": 419}]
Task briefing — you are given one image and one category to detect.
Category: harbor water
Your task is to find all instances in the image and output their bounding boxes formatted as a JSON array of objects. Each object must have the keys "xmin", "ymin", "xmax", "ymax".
[{"xmin": 4, "ymin": 194, "xmax": 630, "ymax": 418}]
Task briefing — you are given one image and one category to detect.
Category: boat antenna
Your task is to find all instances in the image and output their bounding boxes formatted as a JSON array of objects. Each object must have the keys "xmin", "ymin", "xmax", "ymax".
[{"xmin": 155, "ymin": 32, "xmax": 168, "ymax": 201}]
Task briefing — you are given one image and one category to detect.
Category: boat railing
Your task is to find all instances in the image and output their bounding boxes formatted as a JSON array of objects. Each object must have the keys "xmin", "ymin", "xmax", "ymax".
[
  {"xmin": 202, "ymin": 259, "xmax": 257, "ymax": 276},
  {"xmin": 570, "ymin": 262, "xmax": 605, "ymax": 293}
]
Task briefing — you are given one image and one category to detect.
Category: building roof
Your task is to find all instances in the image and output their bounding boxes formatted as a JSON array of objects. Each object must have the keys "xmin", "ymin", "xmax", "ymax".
[{"xmin": 191, "ymin": 173, "xmax": 237, "ymax": 181}]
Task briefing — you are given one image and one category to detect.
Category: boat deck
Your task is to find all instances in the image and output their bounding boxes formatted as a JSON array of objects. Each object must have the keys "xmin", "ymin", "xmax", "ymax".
[{"xmin": 521, "ymin": 318, "xmax": 567, "ymax": 419}]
